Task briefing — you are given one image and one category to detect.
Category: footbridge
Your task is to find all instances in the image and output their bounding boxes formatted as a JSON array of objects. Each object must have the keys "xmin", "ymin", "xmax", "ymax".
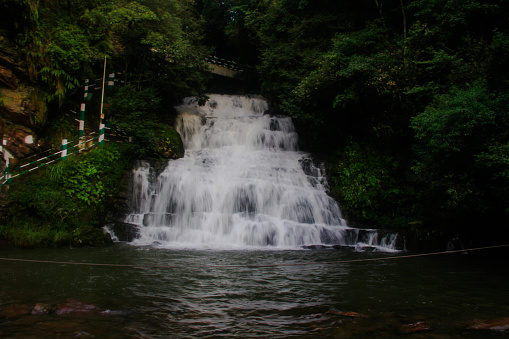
[
  {"xmin": 150, "ymin": 48, "xmax": 247, "ymax": 78},
  {"xmin": 205, "ymin": 56, "xmax": 246, "ymax": 78}
]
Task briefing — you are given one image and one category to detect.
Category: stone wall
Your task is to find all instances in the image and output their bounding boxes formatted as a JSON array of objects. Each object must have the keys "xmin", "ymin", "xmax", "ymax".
[{"xmin": 0, "ymin": 36, "xmax": 41, "ymax": 164}]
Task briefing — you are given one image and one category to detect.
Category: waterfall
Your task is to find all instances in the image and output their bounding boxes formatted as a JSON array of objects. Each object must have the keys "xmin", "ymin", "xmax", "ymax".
[{"xmin": 122, "ymin": 94, "xmax": 400, "ymax": 251}]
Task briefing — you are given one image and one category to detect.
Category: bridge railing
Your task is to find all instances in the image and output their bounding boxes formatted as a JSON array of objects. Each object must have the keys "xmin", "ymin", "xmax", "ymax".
[
  {"xmin": 0, "ymin": 134, "xmax": 101, "ymax": 187},
  {"xmin": 204, "ymin": 56, "xmax": 246, "ymax": 72},
  {"xmin": 0, "ymin": 124, "xmax": 129, "ymax": 187}
]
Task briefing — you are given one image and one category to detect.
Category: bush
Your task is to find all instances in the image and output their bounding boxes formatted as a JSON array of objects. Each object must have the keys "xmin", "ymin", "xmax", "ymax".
[
  {"xmin": 331, "ymin": 140, "xmax": 414, "ymax": 229},
  {"xmin": 1, "ymin": 143, "xmax": 133, "ymax": 247},
  {"xmin": 411, "ymin": 81, "xmax": 509, "ymax": 224}
]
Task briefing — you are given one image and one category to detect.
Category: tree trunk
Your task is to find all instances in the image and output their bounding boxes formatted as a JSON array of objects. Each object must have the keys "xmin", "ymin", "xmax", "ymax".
[{"xmin": 374, "ymin": 0, "xmax": 383, "ymax": 20}]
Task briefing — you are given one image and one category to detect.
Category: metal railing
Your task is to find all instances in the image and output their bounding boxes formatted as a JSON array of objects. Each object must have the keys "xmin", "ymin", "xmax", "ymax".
[
  {"xmin": 0, "ymin": 126, "xmax": 129, "ymax": 187},
  {"xmin": 204, "ymin": 56, "xmax": 246, "ymax": 72}
]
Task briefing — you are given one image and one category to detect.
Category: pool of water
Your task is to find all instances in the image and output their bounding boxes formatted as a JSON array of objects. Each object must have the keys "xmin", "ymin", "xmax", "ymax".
[{"xmin": 1, "ymin": 244, "xmax": 508, "ymax": 338}]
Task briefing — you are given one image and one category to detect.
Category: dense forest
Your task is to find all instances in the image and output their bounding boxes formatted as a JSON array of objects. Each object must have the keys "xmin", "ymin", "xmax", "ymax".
[{"xmin": 0, "ymin": 0, "xmax": 508, "ymax": 247}]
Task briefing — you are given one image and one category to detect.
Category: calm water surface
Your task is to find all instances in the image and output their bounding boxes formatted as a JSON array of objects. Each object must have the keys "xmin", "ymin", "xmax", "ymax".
[{"xmin": 1, "ymin": 244, "xmax": 508, "ymax": 338}]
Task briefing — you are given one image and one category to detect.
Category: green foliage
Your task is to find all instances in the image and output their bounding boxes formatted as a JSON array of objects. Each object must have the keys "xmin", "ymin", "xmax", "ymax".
[
  {"xmin": 408, "ymin": 0, "xmax": 497, "ymax": 33},
  {"xmin": 108, "ymin": 84, "xmax": 161, "ymax": 157},
  {"xmin": 331, "ymin": 140, "xmax": 413, "ymax": 228},
  {"xmin": 154, "ymin": 125, "xmax": 185, "ymax": 159},
  {"xmin": 72, "ymin": 225, "xmax": 112, "ymax": 247},
  {"xmin": 411, "ymin": 81, "xmax": 509, "ymax": 221},
  {"xmin": 14, "ymin": 3, "xmax": 101, "ymax": 108},
  {"xmin": 236, "ymin": 0, "xmax": 509, "ymax": 233},
  {"xmin": 2, "ymin": 0, "xmax": 209, "ymax": 128},
  {"xmin": 2, "ymin": 224, "xmax": 60, "ymax": 248},
  {"xmin": 3, "ymin": 143, "xmax": 132, "ymax": 247},
  {"xmin": 109, "ymin": 2, "xmax": 158, "ymax": 28},
  {"xmin": 62, "ymin": 160, "xmax": 105, "ymax": 206},
  {"xmin": 40, "ymin": 115, "xmax": 75, "ymax": 148},
  {"xmin": 108, "ymin": 0, "xmax": 210, "ymax": 98}
]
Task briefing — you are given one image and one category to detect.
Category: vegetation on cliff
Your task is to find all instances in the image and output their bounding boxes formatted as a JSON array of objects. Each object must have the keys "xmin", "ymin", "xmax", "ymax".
[
  {"xmin": 0, "ymin": 0, "xmax": 202, "ymax": 247},
  {"xmin": 202, "ymin": 0, "xmax": 509, "ymax": 240},
  {"xmin": 191, "ymin": 0, "xmax": 509, "ymax": 246},
  {"xmin": 1, "ymin": 143, "xmax": 132, "ymax": 247}
]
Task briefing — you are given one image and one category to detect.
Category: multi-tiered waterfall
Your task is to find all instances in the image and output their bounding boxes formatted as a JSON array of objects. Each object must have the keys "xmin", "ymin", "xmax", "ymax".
[{"xmin": 122, "ymin": 94, "xmax": 399, "ymax": 250}]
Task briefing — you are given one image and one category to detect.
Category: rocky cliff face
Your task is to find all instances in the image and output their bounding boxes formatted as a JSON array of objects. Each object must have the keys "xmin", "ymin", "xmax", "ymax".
[{"xmin": 0, "ymin": 34, "xmax": 43, "ymax": 172}]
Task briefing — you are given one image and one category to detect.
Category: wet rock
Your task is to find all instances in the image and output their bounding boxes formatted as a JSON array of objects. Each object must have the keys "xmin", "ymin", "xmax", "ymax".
[
  {"xmin": 331, "ymin": 245, "xmax": 356, "ymax": 252},
  {"xmin": 99, "ymin": 309, "xmax": 129, "ymax": 316},
  {"xmin": 54, "ymin": 299, "xmax": 97, "ymax": 315},
  {"xmin": 31, "ymin": 303, "xmax": 54, "ymax": 315},
  {"xmin": 399, "ymin": 321, "xmax": 431, "ymax": 334},
  {"xmin": 327, "ymin": 310, "xmax": 368, "ymax": 319},
  {"xmin": 0, "ymin": 39, "xmax": 46, "ymax": 161},
  {"xmin": 0, "ymin": 67, "xmax": 18, "ymax": 90},
  {"xmin": 106, "ymin": 222, "xmax": 140, "ymax": 242},
  {"xmin": 468, "ymin": 317, "xmax": 509, "ymax": 332},
  {"xmin": 302, "ymin": 244, "xmax": 329, "ymax": 250},
  {"xmin": 75, "ymin": 331, "xmax": 94, "ymax": 337}
]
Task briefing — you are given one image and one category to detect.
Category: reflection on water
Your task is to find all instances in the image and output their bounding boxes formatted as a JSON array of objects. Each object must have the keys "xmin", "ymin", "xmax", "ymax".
[{"xmin": 1, "ymin": 244, "xmax": 508, "ymax": 338}]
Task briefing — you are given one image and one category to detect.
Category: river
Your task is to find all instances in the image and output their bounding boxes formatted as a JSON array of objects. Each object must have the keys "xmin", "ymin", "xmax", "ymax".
[{"xmin": 1, "ymin": 245, "xmax": 508, "ymax": 337}]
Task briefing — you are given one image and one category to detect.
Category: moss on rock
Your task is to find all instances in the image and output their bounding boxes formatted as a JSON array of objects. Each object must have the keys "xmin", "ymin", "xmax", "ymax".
[{"xmin": 153, "ymin": 124, "xmax": 185, "ymax": 159}]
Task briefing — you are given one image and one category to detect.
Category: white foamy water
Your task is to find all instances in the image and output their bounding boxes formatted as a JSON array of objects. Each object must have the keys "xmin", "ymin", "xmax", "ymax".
[{"xmin": 123, "ymin": 94, "xmax": 399, "ymax": 250}]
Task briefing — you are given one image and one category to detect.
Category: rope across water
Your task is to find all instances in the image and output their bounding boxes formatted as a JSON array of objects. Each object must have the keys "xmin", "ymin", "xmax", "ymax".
[{"xmin": 0, "ymin": 244, "xmax": 507, "ymax": 269}]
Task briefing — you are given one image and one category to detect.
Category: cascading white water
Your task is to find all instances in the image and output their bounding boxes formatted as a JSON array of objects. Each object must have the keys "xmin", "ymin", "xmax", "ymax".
[{"xmin": 124, "ymin": 94, "xmax": 399, "ymax": 250}]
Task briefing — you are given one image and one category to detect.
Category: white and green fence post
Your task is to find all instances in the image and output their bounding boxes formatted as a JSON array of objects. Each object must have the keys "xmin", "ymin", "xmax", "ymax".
[
  {"xmin": 2, "ymin": 139, "xmax": 9, "ymax": 184},
  {"xmin": 5, "ymin": 158, "xmax": 11, "ymax": 184},
  {"xmin": 1, "ymin": 139, "xmax": 5, "ymax": 184},
  {"xmin": 79, "ymin": 103, "xmax": 85, "ymax": 138},
  {"xmin": 79, "ymin": 103, "xmax": 85, "ymax": 150},
  {"xmin": 84, "ymin": 79, "xmax": 92, "ymax": 101},
  {"xmin": 61, "ymin": 139, "xmax": 68, "ymax": 159},
  {"xmin": 108, "ymin": 72, "xmax": 115, "ymax": 89},
  {"xmin": 99, "ymin": 123, "xmax": 105, "ymax": 145}
]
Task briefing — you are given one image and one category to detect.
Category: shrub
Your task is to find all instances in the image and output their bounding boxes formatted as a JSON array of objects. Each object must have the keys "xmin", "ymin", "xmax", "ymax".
[
  {"xmin": 2, "ymin": 143, "xmax": 133, "ymax": 247},
  {"xmin": 331, "ymin": 140, "xmax": 413, "ymax": 229}
]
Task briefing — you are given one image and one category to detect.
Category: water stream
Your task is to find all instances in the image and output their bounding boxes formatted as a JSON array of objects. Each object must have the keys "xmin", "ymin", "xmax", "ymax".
[
  {"xmin": 122, "ymin": 94, "xmax": 399, "ymax": 250},
  {"xmin": 1, "ymin": 246, "xmax": 508, "ymax": 338}
]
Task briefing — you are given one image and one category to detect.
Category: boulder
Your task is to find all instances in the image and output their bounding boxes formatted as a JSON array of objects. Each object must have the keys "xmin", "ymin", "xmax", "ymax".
[
  {"xmin": 0, "ymin": 41, "xmax": 45, "ymax": 161},
  {"xmin": 31, "ymin": 303, "xmax": 54, "ymax": 315},
  {"xmin": 105, "ymin": 222, "xmax": 140, "ymax": 242}
]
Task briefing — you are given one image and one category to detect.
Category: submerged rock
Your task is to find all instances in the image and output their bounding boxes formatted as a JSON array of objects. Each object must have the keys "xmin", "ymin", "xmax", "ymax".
[
  {"xmin": 399, "ymin": 321, "xmax": 431, "ymax": 334},
  {"xmin": 327, "ymin": 310, "xmax": 368, "ymax": 319},
  {"xmin": 31, "ymin": 303, "xmax": 54, "ymax": 315},
  {"xmin": 29, "ymin": 299, "xmax": 129, "ymax": 317},
  {"xmin": 468, "ymin": 317, "xmax": 509, "ymax": 332},
  {"xmin": 55, "ymin": 299, "xmax": 97, "ymax": 315}
]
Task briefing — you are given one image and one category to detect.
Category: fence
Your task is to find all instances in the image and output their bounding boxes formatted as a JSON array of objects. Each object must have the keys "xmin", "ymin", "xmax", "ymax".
[
  {"xmin": 0, "ymin": 124, "xmax": 129, "ymax": 187},
  {"xmin": 204, "ymin": 56, "xmax": 246, "ymax": 72},
  {"xmin": 0, "ymin": 56, "xmax": 128, "ymax": 187}
]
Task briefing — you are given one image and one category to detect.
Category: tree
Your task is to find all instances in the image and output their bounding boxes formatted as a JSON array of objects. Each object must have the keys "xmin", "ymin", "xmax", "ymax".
[{"xmin": 411, "ymin": 81, "xmax": 509, "ymax": 224}]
